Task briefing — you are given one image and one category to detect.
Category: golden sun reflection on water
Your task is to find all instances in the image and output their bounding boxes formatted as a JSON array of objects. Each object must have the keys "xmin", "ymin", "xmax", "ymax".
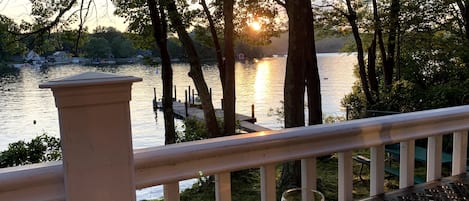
[{"xmin": 254, "ymin": 61, "xmax": 271, "ymax": 102}]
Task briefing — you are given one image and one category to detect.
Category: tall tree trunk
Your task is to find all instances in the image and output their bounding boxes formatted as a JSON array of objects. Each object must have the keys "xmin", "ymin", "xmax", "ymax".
[
  {"xmin": 368, "ymin": 33, "xmax": 379, "ymax": 96},
  {"xmin": 200, "ymin": 0, "xmax": 225, "ymax": 92},
  {"xmin": 147, "ymin": 0, "xmax": 176, "ymax": 144},
  {"xmin": 384, "ymin": 0, "xmax": 400, "ymax": 87},
  {"xmin": 370, "ymin": 0, "xmax": 381, "ymax": 96},
  {"xmin": 306, "ymin": 5, "xmax": 322, "ymax": 126},
  {"xmin": 223, "ymin": 0, "xmax": 236, "ymax": 135},
  {"xmin": 373, "ymin": 0, "xmax": 387, "ymax": 71},
  {"xmin": 280, "ymin": 0, "xmax": 312, "ymax": 191},
  {"xmin": 456, "ymin": 1, "xmax": 469, "ymax": 66},
  {"xmin": 456, "ymin": 1, "xmax": 469, "ymax": 39},
  {"xmin": 283, "ymin": 0, "xmax": 306, "ymax": 129},
  {"xmin": 345, "ymin": 0, "xmax": 374, "ymax": 105},
  {"xmin": 165, "ymin": 0, "xmax": 221, "ymax": 138}
]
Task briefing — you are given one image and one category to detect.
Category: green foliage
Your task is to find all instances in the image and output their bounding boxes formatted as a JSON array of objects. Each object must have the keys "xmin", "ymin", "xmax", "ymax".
[
  {"xmin": 341, "ymin": 85, "xmax": 367, "ymax": 120},
  {"xmin": 179, "ymin": 170, "xmax": 260, "ymax": 201},
  {"xmin": 268, "ymin": 101, "xmax": 284, "ymax": 124},
  {"xmin": 176, "ymin": 117, "xmax": 226, "ymax": 143},
  {"xmin": 173, "ymin": 117, "xmax": 258, "ymax": 201},
  {"xmin": 177, "ymin": 118, "xmax": 210, "ymax": 142},
  {"xmin": 0, "ymin": 63, "xmax": 19, "ymax": 76},
  {"xmin": 58, "ymin": 29, "xmax": 89, "ymax": 54},
  {"xmin": 323, "ymin": 115, "xmax": 346, "ymax": 124},
  {"xmin": 0, "ymin": 134, "xmax": 61, "ymax": 168},
  {"xmin": 110, "ymin": 36, "xmax": 136, "ymax": 58},
  {"xmin": 84, "ymin": 37, "xmax": 112, "ymax": 58},
  {"xmin": 82, "ymin": 27, "xmax": 138, "ymax": 59},
  {"xmin": 371, "ymin": 80, "xmax": 418, "ymax": 112},
  {"xmin": 0, "ymin": 15, "xmax": 26, "ymax": 61},
  {"xmin": 335, "ymin": 0, "xmax": 469, "ymax": 118}
]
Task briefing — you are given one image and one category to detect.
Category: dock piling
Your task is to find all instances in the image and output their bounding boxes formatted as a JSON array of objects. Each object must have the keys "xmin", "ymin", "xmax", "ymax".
[
  {"xmin": 188, "ymin": 86, "xmax": 191, "ymax": 106},
  {"xmin": 192, "ymin": 89, "xmax": 195, "ymax": 105},
  {"xmin": 185, "ymin": 90, "xmax": 188, "ymax": 117},
  {"xmin": 153, "ymin": 88, "xmax": 157, "ymax": 111},
  {"xmin": 174, "ymin": 85, "xmax": 177, "ymax": 101},
  {"xmin": 251, "ymin": 104, "xmax": 255, "ymax": 119}
]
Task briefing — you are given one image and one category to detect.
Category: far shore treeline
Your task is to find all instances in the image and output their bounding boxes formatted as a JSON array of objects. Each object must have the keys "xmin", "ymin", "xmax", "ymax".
[{"xmin": 0, "ymin": 23, "xmax": 345, "ymax": 69}]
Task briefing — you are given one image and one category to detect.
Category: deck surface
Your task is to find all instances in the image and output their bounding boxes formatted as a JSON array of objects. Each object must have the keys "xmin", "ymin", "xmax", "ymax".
[{"xmin": 362, "ymin": 173, "xmax": 469, "ymax": 200}]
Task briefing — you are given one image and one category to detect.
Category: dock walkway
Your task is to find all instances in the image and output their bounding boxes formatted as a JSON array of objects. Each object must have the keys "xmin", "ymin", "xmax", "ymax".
[{"xmin": 157, "ymin": 101, "xmax": 271, "ymax": 133}]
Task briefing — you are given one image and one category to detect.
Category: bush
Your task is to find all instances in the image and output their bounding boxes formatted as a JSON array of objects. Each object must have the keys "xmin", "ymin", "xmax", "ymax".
[
  {"xmin": 0, "ymin": 63, "xmax": 19, "ymax": 76},
  {"xmin": 0, "ymin": 134, "xmax": 61, "ymax": 168}
]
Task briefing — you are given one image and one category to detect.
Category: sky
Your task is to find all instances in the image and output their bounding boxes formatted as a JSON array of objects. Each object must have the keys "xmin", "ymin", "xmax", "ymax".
[{"xmin": 0, "ymin": 0, "xmax": 128, "ymax": 32}]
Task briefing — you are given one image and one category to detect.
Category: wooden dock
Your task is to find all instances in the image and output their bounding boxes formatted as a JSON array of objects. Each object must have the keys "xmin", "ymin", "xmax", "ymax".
[{"xmin": 157, "ymin": 101, "xmax": 271, "ymax": 133}]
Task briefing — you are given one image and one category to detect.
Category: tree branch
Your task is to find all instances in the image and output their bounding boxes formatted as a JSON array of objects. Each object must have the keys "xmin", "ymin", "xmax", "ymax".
[{"xmin": 9, "ymin": 0, "xmax": 78, "ymax": 36}]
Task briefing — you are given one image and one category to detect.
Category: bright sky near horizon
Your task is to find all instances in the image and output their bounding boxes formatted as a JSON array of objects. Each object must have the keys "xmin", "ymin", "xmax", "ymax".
[{"xmin": 0, "ymin": 0, "xmax": 128, "ymax": 32}]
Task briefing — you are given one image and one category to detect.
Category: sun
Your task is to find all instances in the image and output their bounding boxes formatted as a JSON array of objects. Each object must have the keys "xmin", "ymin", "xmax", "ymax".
[{"xmin": 250, "ymin": 21, "xmax": 262, "ymax": 31}]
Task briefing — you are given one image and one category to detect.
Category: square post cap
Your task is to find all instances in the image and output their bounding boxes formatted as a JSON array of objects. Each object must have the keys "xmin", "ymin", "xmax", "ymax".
[{"xmin": 39, "ymin": 72, "xmax": 142, "ymax": 89}]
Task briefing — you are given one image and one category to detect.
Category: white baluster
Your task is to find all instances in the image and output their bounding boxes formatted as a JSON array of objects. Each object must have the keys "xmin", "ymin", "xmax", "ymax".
[
  {"xmin": 164, "ymin": 183, "xmax": 180, "ymax": 201},
  {"xmin": 302, "ymin": 158, "xmax": 317, "ymax": 201},
  {"xmin": 370, "ymin": 146, "xmax": 384, "ymax": 196},
  {"xmin": 400, "ymin": 140, "xmax": 415, "ymax": 188},
  {"xmin": 215, "ymin": 173, "xmax": 231, "ymax": 201},
  {"xmin": 452, "ymin": 130, "xmax": 468, "ymax": 175},
  {"xmin": 338, "ymin": 151, "xmax": 353, "ymax": 201},
  {"xmin": 427, "ymin": 135, "xmax": 442, "ymax": 181},
  {"xmin": 261, "ymin": 164, "xmax": 276, "ymax": 201}
]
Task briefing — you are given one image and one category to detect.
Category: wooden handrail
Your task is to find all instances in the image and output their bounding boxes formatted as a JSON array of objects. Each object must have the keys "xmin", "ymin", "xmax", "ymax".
[
  {"xmin": 1, "ymin": 106, "xmax": 469, "ymax": 200},
  {"xmin": 134, "ymin": 105, "xmax": 469, "ymax": 188}
]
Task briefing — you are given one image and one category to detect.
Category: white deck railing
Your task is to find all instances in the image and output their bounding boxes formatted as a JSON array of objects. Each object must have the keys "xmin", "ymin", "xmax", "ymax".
[{"xmin": 1, "ymin": 72, "xmax": 469, "ymax": 201}]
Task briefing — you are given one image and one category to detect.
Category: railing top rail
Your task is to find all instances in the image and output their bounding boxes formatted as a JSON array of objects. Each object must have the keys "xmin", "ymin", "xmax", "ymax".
[
  {"xmin": 0, "ymin": 161, "xmax": 62, "ymax": 189},
  {"xmin": 0, "ymin": 161, "xmax": 64, "ymax": 200},
  {"xmin": 134, "ymin": 105, "xmax": 469, "ymax": 188},
  {"xmin": 1, "ymin": 106, "xmax": 469, "ymax": 196}
]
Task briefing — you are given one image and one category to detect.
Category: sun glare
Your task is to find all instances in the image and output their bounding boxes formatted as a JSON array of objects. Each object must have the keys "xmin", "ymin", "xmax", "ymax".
[{"xmin": 250, "ymin": 21, "xmax": 262, "ymax": 31}]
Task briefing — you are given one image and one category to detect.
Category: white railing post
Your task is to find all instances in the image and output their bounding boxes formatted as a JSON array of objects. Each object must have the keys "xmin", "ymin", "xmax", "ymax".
[
  {"xmin": 301, "ymin": 158, "xmax": 317, "ymax": 201},
  {"xmin": 260, "ymin": 164, "xmax": 276, "ymax": 201},
  {"xmin": 164, "ymin": 183, "xmax": 180, "ymax": 201},
  {"xmin": 215, "ymin": 173, "xmax": 231, "ymax": 201},
  {"xmin": 400, "ymin": 140, "xmax": 415, "ymax": 188},
  {"xmin": 370, "ymin": 146, "xmax": 384, "ymax": 196},
  {"xmin": 338, "ymin": 151, "xmax": 353, "ymax": 201},
  {"xmin": 427, "ymin": 135, "xmax": 442, "ymax": 181},
  {"xmin": 452, "ymin": 130, "xmax": 468, "ymax": 175},
  {"xmin": 40, "ymin": 72, "xmax": 141, "ymax": 201}
]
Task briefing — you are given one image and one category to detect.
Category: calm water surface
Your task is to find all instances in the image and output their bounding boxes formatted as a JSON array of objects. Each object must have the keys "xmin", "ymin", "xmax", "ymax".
[{"xmin": 0, "ymin": 53, "xmax": 356, "ymax": 200}]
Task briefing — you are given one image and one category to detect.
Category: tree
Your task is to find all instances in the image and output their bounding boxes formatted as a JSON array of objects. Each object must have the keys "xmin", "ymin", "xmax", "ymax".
[
  {"xmin": 110, "ymin": 36, "xmax": 136, "ymax": 58},
  {"xmin": 343, "ymin": 0, "xmax": 374, "ymax": 104},
  {"xmin": 0, "ymin": 15, "xmax": 26, "ymax": 61},
  {"xmin": 84, "ymin": 37, "xmax": 111, "ymax": 58},
  {"xmin": 75, "ymin": 0, "xmax": 92, "ymax": 56},
  {"xmin": 166, "ymin": 0, "xmax": 221, "ymax": 138},
  {"xmin": 147, "ymin": 0, "xmax": 177, "ymax": 145},
  {"xmin": 223, "ymin": 0, "xmax": 236, "ymax": 135},
  {"xmin": 278, "ymin": 0, "xmax": 323, "ymax": 190},
  {"xmin": 336, "ymin": 0, "xmax": 469, "ymax": 117},
  {"xmin": 59, "ymin": 30, "xmax": 88, "ymax": 53},
  {"xmin": 199, "ymin": 0, "xmax": 226, "ymax": 92}
]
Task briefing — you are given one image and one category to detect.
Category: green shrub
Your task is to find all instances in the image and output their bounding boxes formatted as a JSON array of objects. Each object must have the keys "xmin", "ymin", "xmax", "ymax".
[
  {"xmin": 0, "ymin": 63, "xmax": 19, "ymax": 76},
  {"xmin": 0, "ymin": 134, "xmax": 61, "ymax": 168}
]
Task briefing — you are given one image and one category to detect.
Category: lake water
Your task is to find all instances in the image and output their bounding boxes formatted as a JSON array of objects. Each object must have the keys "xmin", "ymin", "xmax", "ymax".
[{"xmin": 0, "ymin": 53, "xmax": 356, "ymax": 200}]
